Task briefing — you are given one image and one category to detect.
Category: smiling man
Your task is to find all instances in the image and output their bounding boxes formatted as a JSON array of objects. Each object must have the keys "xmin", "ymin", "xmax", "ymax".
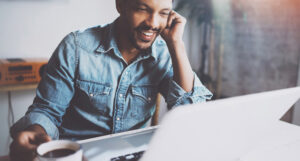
[{"xmin": 9, "ymin": 0, "xmax": 212, "ymax": 160}]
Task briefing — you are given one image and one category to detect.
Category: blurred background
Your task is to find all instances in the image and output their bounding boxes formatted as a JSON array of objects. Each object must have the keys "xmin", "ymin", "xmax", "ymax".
[{"xmin": 0, "ymin": 0, "xmax": 299, "ymax": 156}]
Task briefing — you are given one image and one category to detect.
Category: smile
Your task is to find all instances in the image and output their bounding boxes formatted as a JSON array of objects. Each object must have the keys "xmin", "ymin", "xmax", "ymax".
[
  {"xmin": 137, "ymin": 31, "xmax": 156, "ymax": 42},
  {"xmin": 142, "ymin": 32, "xmax": 154, "ymax": 36}
]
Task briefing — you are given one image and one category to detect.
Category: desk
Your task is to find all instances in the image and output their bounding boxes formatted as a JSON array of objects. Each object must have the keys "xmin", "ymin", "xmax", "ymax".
[
  {"xmin": 0, "ymin": 155, "xmax": 87, "ymax": 161},
  {"xmin": 2, "ymin": 123, "xmax": 300, "ymax": 161}
]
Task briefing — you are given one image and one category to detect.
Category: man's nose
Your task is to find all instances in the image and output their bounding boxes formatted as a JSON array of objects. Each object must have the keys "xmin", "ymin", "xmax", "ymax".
[{"xmin": 145, "ymin": 14, "xmax": 160, "ymax": 30}]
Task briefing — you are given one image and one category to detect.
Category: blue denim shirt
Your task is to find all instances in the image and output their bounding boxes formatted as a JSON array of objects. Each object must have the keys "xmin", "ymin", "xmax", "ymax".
[{"xmin": 10, "ymin": 20, "xmax": 212, "ymax": 140}]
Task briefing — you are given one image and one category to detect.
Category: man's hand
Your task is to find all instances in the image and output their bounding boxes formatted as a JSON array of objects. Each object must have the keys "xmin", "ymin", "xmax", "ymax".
[
  {"xmin": 161, "ymin": 10, "xmax": 187, "ymax": 45},
  {"xmin": 10, "ymin": 125, "xmax": 51, "ymax": 161}
]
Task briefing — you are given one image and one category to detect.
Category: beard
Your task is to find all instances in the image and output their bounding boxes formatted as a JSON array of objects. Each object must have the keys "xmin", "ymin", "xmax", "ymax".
[{"xmin": 128, "ymin": 23, "xmax": 161, "ymax": 51}]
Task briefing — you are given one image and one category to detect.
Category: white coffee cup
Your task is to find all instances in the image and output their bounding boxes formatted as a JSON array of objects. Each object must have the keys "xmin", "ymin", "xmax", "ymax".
[{"xmin": 36, "ymin": 140, "xmax": 83, "ymax": 161}]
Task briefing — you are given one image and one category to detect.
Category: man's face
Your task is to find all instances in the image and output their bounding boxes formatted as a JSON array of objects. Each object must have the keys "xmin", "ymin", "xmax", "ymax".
[{"xmin": 118, "ymin": 0, "xmax": 173, "ymax": 50}]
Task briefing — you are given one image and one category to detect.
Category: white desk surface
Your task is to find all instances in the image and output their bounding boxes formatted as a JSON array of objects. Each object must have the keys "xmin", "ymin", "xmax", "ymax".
[{"xmin": 2, "ymin": 124, "xmax": 300, "ymax": 161}]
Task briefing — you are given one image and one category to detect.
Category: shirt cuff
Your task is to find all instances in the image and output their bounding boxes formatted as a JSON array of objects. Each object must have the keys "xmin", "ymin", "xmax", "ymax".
[
  {"xmin": 166, "ymin": 73, "xmax": 213, "ymax": 108},
  {"xmin": 10, "ymin": 113, "xmax": 59, "ymax": 139}
]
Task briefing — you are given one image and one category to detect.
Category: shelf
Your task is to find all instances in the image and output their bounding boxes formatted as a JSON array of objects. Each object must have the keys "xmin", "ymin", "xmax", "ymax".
[{"xmin": 0, "ymin": 83, "xmax": 38, "ymax": 92}]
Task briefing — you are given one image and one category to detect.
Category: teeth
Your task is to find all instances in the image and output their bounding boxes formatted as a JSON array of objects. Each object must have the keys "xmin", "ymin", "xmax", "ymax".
[{"xmin": 142, "ymin": 32, "xmax": 153, "ymax": 36}]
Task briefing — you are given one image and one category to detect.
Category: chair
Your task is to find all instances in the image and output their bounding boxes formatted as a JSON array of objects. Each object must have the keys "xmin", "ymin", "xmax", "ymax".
[{"xmin": 151, "ymin": 93, "xmax": 161, "ymax": 126}]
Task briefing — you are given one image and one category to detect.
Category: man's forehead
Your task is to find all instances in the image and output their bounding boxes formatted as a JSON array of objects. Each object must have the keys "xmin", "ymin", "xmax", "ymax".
[{"xmin": 130, "ymin": 0, "xmax": 173, "ymax": 9}]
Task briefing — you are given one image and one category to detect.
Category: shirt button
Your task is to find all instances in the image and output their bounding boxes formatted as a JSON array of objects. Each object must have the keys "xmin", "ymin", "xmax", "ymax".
[
  {"xmin": 119, "ymin": 94, "xmax": 123, "ymax": 98},
  {"xmin": 148, "ymin": 97, "xmax": 152, "ymax": 101},
  {"xmin": 90, "ymin": 93, "xmax": 94, "ymax": 97},
  {"xmin": 116, "ymin": 117, "xmax": 120, "ymax": 121}
]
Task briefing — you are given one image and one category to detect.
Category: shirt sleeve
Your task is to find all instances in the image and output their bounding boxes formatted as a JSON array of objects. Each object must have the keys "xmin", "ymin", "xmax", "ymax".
[
  {"xmin": 159, "ymin": 66, "xmax": 213, "ymax": 109},
  {"xmin": 10, "ymin": 33, "xmax": 77, "ymax": 139}
]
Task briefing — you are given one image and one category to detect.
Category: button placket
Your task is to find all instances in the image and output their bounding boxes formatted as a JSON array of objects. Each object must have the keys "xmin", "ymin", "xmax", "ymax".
[
  {"xmin": 113, "ymin": 66, "xmax": 134, "ymax": 133},
  {"xmin": 114, "ymin": 81, "xmax": 127, "ymax": 132}
]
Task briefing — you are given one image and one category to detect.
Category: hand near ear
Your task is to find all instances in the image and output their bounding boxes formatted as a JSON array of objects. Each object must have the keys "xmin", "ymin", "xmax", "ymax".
[{"xmin": 161, "ymin": 11, "xmax": 187, "ymax": 45}]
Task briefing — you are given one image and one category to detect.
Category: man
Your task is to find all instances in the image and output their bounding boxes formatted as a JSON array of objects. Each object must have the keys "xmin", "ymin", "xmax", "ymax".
[{"xmin": 9, "ymin": 0, "xmax": 212, "ymax": 160}]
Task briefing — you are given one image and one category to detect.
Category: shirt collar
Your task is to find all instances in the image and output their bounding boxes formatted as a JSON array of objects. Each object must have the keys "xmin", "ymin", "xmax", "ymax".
[
  {"xmin": 96, "ymin": 18, "xmax": 161, "ymax": 61},
  {"xmin": 95, "ymin": 19, "xmax": 118, "ymax": 54}
]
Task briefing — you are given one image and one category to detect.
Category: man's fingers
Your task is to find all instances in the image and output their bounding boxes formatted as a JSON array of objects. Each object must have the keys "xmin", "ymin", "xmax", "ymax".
[
  {"xmin": 11, "ymin": 135, "xmax": 38, "ymax": 152},
  {"xmin": 16, "ymin": 131, "xmax": 38, "ymax": 149},
  {"xmin": 167, "ymin": 11, "xmax": 176, "ymax": 28},
  {"xmin": 10, "ymin": 140, "xmax": 37, "ymax": 161},
  {"xmin": 35, "ymin": 134, "xmax": 52, "ymax": 145},
  {"xmin": 10, "ymin": 131, "xmax": 51, "ymax": 161},
  {"xmin": 166, "ymin": 11, "xmax": 186, "ymax": 29}
]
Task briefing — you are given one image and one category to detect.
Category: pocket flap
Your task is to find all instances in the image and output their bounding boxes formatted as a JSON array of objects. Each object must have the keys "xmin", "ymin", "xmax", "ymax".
[
  {"xmin": 131, "ymin": 85, "xmax": 156, "ymax": 102},
  {"xmin": 77, "ymin": 80, "xmax": 111, "ymax": 95}
]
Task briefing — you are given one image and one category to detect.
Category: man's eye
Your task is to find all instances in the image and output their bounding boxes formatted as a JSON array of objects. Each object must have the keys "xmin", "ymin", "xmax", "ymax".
[
  {"xmin": 160, "ymin": 12, "xmax": 170, "ymax": 16},
  {"xmin": 137, "ymin": 8, "xmax": 147, "ymax": 11}
]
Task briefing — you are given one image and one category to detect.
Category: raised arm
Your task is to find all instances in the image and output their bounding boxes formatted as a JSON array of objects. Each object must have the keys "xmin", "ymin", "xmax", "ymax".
[{"xmin": 161, "ymin": 11, "xmax": 194, "ymax": 92}]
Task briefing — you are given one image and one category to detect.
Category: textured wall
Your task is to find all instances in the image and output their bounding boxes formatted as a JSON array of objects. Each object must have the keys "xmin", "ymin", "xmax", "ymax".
[
  {"xmin": 182, "ymin": 0, "xmax": 300, "ymax": 124},
  {"xmin": 220, "ymin": 0, "xmax": 300, "ymax": 96}
]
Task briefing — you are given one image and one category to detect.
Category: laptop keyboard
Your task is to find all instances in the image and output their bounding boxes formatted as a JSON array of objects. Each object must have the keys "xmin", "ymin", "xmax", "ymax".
[{"xmin": 110, "ymin": 151, "xmax": 145, "ymax": 161}]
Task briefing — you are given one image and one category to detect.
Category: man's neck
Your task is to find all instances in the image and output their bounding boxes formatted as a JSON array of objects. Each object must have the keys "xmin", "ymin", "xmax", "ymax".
[{"xmin": 115, "ymin": 18, "xmax": 140, "ymax": 64}]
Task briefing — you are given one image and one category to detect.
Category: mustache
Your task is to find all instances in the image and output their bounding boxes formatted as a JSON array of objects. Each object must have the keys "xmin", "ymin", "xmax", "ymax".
[{"xmin": 136, "ymin": 25, "xmax": 161, "ymax": 33}]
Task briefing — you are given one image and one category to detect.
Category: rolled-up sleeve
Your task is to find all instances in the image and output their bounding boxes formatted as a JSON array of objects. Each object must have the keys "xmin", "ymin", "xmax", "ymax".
[
  {"xmin": 10, "ymin": 33, "xmax": 77, "ymax": 139},
  {"xmin": 10, "ymin": 113, "xmax": 59, "ymax": 139},
  {"xmin": 160, "ymin": 69, "xmax": 213, "ymax": 109}
]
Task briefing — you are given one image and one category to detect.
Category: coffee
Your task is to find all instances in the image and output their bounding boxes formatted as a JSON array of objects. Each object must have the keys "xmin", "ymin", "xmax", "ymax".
[
  {"xmin": 37, "ymin": 140, "xmax": 82, "ymax": 161},
  {"xmin": 42, "ymin": 149, "xmax": 76, "ymax": 158}
]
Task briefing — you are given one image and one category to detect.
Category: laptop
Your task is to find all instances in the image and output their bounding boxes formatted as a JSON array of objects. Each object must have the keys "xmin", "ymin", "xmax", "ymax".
[
  {"xmin": 78, "ymin": 126, "xmax": 157, "ymax": 161},
  {"xmin": 79, "ymin": 87, "xmax": 300, "ymax": 161}
]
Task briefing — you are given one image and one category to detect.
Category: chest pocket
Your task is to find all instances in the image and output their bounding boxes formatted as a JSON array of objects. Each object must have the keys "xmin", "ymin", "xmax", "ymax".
[
  {"xmin": 130, "ymin": 85, "xmax": 157, "ymax": 119},
  {"xmin": 76, "ymin": 80, "xmax": 111, "ymax": 114}
]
